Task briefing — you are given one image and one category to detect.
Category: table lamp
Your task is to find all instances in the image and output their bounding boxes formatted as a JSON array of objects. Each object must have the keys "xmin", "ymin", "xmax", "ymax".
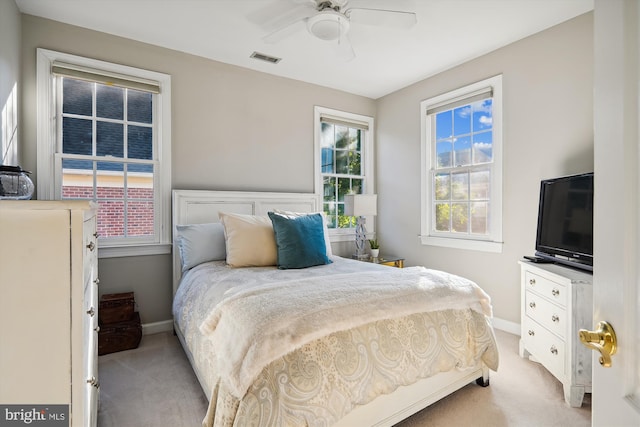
[{"xmin": 344, "ymin": 194, "xmax": 377, "ymax": 259}]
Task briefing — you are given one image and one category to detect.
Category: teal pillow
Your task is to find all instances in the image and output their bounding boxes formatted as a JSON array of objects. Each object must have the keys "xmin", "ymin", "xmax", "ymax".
[{"xmin": 268, "ymin": 212, "xmax": 332, "ymax": 269}]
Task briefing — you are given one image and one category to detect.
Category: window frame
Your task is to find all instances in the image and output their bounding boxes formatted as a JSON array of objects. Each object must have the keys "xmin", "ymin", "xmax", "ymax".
[
  {"xmin": 36, "ymin": 48, "xmax": 172, "ymax": 258},
  {"xmin": 314, "ymin": 106, "xmax": 375, "ymax": 242},
  {"xmin": 420, "ymin": 75, "xmax": 503, "ymax": 253}
]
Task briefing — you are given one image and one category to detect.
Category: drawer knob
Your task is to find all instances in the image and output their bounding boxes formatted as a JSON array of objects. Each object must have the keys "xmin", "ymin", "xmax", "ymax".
[
  {"xmin": 551, "ymin": 314, "xmax": 560, "ymax": 323},
  {"xmin": 529, "ymin": 278, "xmax": 536, "ymax": 286},
  {"xmin": 529, "ymin": 302, "xmax": 536, "ymax": 309},
  {"xmin": 87, "ymin": 376, "xmax": 100, "ymax": 388},
  {"xmin": 87, "ymin": 241, "xmax": 96, "ymax": 251},
  {"xmin": 552, "ymin": 288, "xmax": 560, "ymax": 297},
  {"xmin": 528, "ymin": 330, "xmax": 535, "ymax": 336},
  {"xmin": 87, "ymin": 307, "xmax": 95, "ymax": 317},
  {"xmin": 550, "ymin": 345, "xmax": 558, "ymax": 355}
]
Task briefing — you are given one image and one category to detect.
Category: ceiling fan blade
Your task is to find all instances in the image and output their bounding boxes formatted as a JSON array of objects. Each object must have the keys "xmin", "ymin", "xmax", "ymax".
[
  {"xmin": 335, "ymin": 32, "xmax": 355, "ymax": 62},
  {"xmin": 248, "ymin": 1, "xmax": 314, "ymax": 30},
  {"xmin": 263, "ymin": 19, "xmax": 307, "ymax": 44},
  {"xmin": 252, "ymin": 1, "xmax": 317, "ymax": 43},
  {"xmin": 347, "ymin": 8, "xmax": 417, "ymax": 28},
  {"xmin": 265, "ymin": 4, "xmax": 317, "ymax": 31},
  {"xmin": 344, "ymin": 0, "xmax": 415, "ymax": 12}
]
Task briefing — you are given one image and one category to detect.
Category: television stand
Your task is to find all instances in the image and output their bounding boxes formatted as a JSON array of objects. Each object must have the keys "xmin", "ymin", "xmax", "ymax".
[{"xmin": 518, "ymin": 260, "xmax": 593, "ymax": 407}]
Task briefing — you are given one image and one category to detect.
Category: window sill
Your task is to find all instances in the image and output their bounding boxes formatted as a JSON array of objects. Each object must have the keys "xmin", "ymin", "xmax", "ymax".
[
  {"xmin": 420, "ymin": 236, "xmax": 503, "ymax": 253},
  {"xmin": 98, "ymin": 243, "xmax": 172, "ymax": 259}
]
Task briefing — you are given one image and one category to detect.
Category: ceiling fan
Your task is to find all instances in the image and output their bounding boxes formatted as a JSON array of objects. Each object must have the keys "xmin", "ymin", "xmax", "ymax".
[{"xmin": 260, "ymin": 0, "xmax": 417, "ymax": 60}]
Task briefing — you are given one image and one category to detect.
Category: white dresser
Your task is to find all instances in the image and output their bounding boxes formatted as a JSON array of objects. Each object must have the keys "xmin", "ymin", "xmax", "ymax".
[
  {"xmin": 518, "ymin": 261, "xmax": 593, "ymax": 407},
  {"xmin": 0, "ymin": 201, "xmax": 99, "ymax": 426}
]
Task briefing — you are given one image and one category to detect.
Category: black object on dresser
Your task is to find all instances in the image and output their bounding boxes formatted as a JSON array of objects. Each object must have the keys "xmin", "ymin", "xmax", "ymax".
[{"xmin": 98, "ymin": 292, "xmax": 142, "ymax": 355}]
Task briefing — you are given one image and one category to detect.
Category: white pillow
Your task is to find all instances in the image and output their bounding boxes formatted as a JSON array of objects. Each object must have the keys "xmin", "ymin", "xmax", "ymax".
[
  {"xmin": 219, "ymin": 212, "xmax": 278, "ymax": 267},
  {"xmin": 271, "ymin": 209, "xmax": 333, "ymax": 257},
  {"xmin": 175, "ymin": 222, "xmax": 226, "ymax": 272}
]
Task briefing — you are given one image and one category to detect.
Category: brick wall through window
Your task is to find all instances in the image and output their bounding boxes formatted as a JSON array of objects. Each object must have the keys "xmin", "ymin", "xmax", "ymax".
[{"xmin": 62, "ymin": 171, "xmax": 154, "ymax": 238}]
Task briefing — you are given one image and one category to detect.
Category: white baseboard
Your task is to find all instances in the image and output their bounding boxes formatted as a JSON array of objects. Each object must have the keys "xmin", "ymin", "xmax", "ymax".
[
  {"xmin": 491, "ymin": 317, "xmax": 520, "ymax": 335},
  {"xmin": 142, "ymin": 319, "xmax": 174, "ymax": 335}
]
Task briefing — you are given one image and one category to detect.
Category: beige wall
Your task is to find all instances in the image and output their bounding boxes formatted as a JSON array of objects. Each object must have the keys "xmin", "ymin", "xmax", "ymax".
[
  {"xmin": 376, "ymin": 13, "xmax": 594, "ymax": 325},
  {"xmin": 0, "ymin": 0, "xmax": 21, "ymax": 166},
  {"xmin": 20, "ymin": 15, "xmax": 376, "ymax": 324}
]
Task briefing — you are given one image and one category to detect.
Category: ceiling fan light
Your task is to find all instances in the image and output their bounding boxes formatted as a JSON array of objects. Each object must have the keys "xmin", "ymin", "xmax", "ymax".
[{"xmin": 307, "ymin": 11, "xmax": 350, "ymax": 41}]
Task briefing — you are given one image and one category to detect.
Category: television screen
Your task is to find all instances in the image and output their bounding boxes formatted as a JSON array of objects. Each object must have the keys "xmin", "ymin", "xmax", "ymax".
[{"xmin": 535, "ymin": 172, "xmax": 593, "ymax": 271}]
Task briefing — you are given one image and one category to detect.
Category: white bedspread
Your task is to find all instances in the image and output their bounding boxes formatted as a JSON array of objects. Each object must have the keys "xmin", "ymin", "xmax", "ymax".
[
  {"xmin": 199, "ymin": 266, "xmax": 492, "ymax": 398},
  {"xmin": 174, "ymin": 257, "xmax": 499, "ymax": 426}
]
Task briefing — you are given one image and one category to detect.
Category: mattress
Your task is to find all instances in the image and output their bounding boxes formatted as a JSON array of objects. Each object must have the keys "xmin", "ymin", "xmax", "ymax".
[{"xmin": 173, "ymin": 257, "xmax": 499, "ymax": 427}]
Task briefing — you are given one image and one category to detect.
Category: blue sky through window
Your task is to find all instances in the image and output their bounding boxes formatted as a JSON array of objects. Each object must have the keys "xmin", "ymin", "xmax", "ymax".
[{"xmin": 435, "ymin": 99, "xmax": 493, "ymax": 167}]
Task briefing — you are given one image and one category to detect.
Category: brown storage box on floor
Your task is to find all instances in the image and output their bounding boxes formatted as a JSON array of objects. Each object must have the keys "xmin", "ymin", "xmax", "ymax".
[
  {"xmin": 99, "ymin": 292, "xmax": 135, "ymax": 325},
  {"xmin": 98, "ymin": 312, "xmax": 142, "ymax": 356}
]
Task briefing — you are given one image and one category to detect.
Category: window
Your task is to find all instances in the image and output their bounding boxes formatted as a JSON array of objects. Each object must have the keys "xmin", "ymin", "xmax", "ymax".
[
  {"xmin": 420, "ymin": 75, "xmax": 503, "ymax": 252},
  {"xmin": 37, "ymin": 49, "xmax": 172, "ymax": 257},
  {"xmin": 2, "ymin": 83, "xmax": 18, "ymax": 166},
  {"xmin": 314, "ymin": 106, "xmax": 374, "ymax": 241}
]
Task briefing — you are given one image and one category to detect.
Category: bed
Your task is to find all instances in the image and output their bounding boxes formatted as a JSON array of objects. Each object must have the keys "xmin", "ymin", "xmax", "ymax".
[{"xmin": 171, "ymin": 189, "xmax": 499, "ymax": 427}]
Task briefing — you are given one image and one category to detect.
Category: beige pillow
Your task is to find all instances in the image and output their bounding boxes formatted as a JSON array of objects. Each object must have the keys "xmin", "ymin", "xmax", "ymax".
[{"xmin": 219, "ymin": 212, "xmax": 277, "ymax": 267}]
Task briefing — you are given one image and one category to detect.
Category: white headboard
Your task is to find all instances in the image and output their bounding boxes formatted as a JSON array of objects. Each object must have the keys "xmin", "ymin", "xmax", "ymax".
[{"xmin": 171, "ymin": 190, "xmax": 320, "ymax": 295}]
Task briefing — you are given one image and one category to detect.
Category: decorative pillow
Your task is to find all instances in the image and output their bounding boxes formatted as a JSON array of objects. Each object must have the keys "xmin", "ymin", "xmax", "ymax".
[
  {"xmin": 175, "ymin": 222, "xmax": 226, "ymax": 272},
  {"xmin": 271, "ymin": 209, "xmax": 333, "ymax": 257},
  {"xmin": 219, "ymin": 212, "xmax": 277, "ymax": 267},
  {"xmin": 268, "ymin": 211, "xmax": 332, "ymax": 269}
]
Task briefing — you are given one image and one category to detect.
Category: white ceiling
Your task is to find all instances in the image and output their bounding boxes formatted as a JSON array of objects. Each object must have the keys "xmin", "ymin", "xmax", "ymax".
[{"xmin": 15, "ymin": 0, "xmax": 594, "ymax": 99}]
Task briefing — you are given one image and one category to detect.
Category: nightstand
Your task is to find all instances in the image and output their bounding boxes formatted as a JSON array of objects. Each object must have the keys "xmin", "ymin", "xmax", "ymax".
[{"xmin": 353, "ymin": 255, "xmax": 404, "ymax": 268}]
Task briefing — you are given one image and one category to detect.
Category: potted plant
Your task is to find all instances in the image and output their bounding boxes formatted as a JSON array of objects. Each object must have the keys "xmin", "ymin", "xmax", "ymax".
[{"xmin": 368, "ymin": 239, "xmax": 380, "ymax": 258}]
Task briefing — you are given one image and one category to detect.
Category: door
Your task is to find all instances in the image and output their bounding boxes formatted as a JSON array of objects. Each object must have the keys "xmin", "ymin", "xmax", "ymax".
[{"xmin": 592, "ymin": 1, "xmax": 640, "ymax": 425}]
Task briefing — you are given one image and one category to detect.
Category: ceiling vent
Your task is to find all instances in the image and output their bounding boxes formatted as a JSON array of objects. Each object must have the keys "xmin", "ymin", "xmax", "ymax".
[{"xmin": 250, "ymin": 52, "xmax": 281, "ymax": 64}]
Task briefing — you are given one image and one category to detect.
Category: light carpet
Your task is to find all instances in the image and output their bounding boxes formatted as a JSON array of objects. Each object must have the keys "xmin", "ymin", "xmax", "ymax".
[{"xmin": 97, "ymin": 329, "xmax": 591, "ymax": 427}]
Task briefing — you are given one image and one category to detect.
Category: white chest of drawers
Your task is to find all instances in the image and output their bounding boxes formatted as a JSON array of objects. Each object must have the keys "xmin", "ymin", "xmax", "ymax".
[
  {"xmin": 518, "ymin": 261, "xmax": 593, "ymax": 407},
  {"xmin": 0, "ymin": 201, "xmax": 99, "ymax": 426}
]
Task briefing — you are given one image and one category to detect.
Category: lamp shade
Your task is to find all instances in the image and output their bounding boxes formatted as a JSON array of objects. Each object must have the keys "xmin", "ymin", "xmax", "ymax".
[{"xmin": 344, "ymin": 194, "xmax": 377, "ymax": 216}]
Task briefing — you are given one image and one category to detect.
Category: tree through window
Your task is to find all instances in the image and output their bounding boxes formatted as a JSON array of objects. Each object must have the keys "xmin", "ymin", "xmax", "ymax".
[{"xmin": 314, "ymin": 107, "xmax": 374, "ymax": 239}]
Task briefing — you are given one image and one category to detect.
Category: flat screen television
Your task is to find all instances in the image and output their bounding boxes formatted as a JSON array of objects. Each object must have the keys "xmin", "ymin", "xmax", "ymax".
[{"xmin": 534, "ymin": 172, "xmax": 594, "ymax": 272}]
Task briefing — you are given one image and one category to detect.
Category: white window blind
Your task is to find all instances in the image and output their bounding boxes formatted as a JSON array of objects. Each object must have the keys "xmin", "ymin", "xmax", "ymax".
[
  {"xmin": 52, "ymin": 61, "xmax": 161, "ymax": 94},
  {"xmin": 426, "ymin": 87, "xmax": 492, "ymax": 116},
  {"xmin": 320, "ymin": 113, "xmax": 369, "ymax": 130}
]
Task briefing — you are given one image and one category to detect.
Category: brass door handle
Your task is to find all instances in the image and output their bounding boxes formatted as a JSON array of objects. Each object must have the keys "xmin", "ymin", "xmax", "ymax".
[{"xmin": 579, "ymin": 321, "xmax": 617, "ymax": 367}]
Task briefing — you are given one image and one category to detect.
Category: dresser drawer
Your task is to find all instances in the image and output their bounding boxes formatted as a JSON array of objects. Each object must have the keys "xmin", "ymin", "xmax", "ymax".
[
  {"xmin": 525, "ymin": 290, "xmax": 566, "ymax": 339},
  {"xmin": 524, "ymin": 270, "xmax": 567, "ymax": 307},
  {"xmin": 522, "ymin": 316, "xmax": 566, "ymax": 380}
]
